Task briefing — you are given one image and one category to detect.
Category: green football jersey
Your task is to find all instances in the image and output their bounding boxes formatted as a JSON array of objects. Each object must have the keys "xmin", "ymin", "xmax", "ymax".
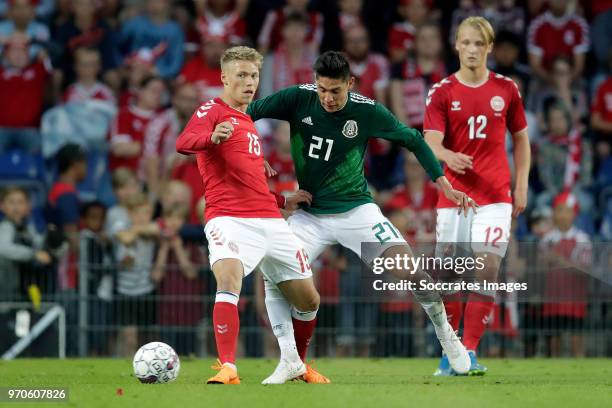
[{"xmin": 247, "ymin": 84, "xmax": 443, "ymax": 214}]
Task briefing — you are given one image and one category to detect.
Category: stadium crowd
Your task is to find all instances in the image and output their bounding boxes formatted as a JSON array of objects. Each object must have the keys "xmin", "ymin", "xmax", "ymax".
[{"xmin": 0, "ymin": 0, "xmax": 611, "ymax": 359}]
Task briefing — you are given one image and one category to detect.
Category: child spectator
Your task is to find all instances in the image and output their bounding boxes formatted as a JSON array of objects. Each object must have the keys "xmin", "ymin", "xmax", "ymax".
[
  {"xmin": 105, "ymin": 168, "xmax": 141, "ymax": 242},
  {"xmin": 152, "ymin": 204, "xmax": 204, "ymax": 355},
  {"xmin": 540, "ymin": 191, "xmax": 592, "ymax": 357},
  {"xmin": 109, "ymin": 75, "xmax": 166, "ymax": 178},
  {"xmin": 114, "ymin": 192, "xmax": 159, "ymax": 356},
  {"xmin": 388, "ymin": 0, "xmax": 431, "ymax": 64},
  {"xmin": 115, "ymin": 0, "xmax": 184, "ymax": 79},
  {"xmin": 79, "ymin": 200, "xmax": 114, "ymax": 355},
  {"xmin": 536, "ymin": 102, "xmax": 583, "ymax": 196},
  {"xmin": 63, "ymin": 47, "xmax": 116, "ymax": 105},
  {"xmin": 257, "ymin": 0, "xmax": 323, "ymax": 55},
  {"xmin": 0, "ymin": 34, "xmax": 51, "ymax": 154},
  {"xmin": 0, "ymin": 186, "xmax": 51, "ymax": 301}
]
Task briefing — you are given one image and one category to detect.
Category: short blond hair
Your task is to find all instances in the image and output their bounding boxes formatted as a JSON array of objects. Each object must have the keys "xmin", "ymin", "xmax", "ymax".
[
  {"xmin": 456, "ymin": 16, "xmax": 495, "ymax": 45},
  {"xmin": 220, "ymin": 46, "xmax": 263, "ymax": 70}
]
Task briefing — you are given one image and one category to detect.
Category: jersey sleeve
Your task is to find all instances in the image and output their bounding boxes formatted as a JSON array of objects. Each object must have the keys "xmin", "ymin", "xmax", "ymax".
[
  {"xmin": 247, "ymin": 86, "xmax": 300, "ymax": 121},
  {"xmin": 423, "ymin": 84, "xmax": 448, "ymax": 134},
  {"xmin": 507, "ymin": 82, "xmax": 528, "ymax": 134},
  {"xmin": 175, "ymin": 105, "xmax": 219, "ymax": 154},
  {"xmin": 373, "ymin": 103, "xmax": 444, "ymax": 181}
]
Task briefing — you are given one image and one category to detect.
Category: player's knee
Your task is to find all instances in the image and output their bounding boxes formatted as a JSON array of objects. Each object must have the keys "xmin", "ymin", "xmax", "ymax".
[
  {"xmin": 295, "ymin": 291, "xmax": 320, "ymax": 312},
  {"xmin": 213, "ymin": 260, "xmax": 243, "ymax": 292}
]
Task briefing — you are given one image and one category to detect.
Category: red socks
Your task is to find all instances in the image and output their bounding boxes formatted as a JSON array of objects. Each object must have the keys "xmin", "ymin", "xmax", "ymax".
[
  {"xmin": 213, "ymin": 292, "xmax": 240, "ymax": 365},
  {"xmin": 462, "ymin": 292, "xmax": 495, "ymax": 351},
  {"xmin": 443, "ymin": 292, "xmax": 464, "ymax": 331},
  {"xmin": 292, "ymin": 309, "xmax": 318, "ymax": 361}
]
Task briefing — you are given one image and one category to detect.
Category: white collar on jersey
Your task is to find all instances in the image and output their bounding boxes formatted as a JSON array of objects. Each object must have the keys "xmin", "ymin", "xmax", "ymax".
[{"xmin": 454, "ymin": 70, "xmax": 490, "ymax": 88}]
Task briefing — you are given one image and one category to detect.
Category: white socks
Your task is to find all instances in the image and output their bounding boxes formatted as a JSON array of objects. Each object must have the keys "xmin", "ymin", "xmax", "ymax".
[{"xmin": 264, "ymin": 281, "xmax": 301, "ymax": 362}]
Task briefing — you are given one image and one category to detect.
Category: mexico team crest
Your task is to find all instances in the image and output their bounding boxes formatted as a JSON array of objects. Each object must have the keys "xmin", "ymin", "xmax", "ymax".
[
  {"xmin": 490, "ymin": 96, "xmax": 505, "ymax": 112},
  {"xmin": 342, "ymin": 120, "xmax": 358, "ymax": 138}
]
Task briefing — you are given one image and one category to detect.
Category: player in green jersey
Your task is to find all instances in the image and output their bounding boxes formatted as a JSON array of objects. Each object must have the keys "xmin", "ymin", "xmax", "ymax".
[{"xmin": 248, "ymin": 51, "xmax": 477, "ymax": 383}]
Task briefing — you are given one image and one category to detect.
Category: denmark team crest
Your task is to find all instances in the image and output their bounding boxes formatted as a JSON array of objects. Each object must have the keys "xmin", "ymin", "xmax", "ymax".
[{"xmin": 342, "ymin": 120, "xmax": 358, "ymax": 138}]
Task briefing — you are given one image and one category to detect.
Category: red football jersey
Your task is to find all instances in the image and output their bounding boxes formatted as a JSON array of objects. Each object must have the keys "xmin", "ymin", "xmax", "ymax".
[
  {"xmin": 176, "ymin": 98, "xmax": 281, "ymax": 222},
  {"xmin": 0, "ymin": 60, "xmax": 51, "ymax": 127},
  {"xmin": 527, "ymin": 11, "xmax": 589, "ymax": 69},
  {"xmin": 108, "ymin": 106, "xmax": 156, "ymax": 175},
  {"xmin": 592, "ymin": 77, "xmax": 612, "ymax": 124},
  {"xmin": 387, "ymin": 22, "xmax": 416, "ymax": 57},
  {"xmin": 257, "ymin": 8, "xmax": 323, "ymax": 52},
  {"xmin": 63, "ymin": 82, "xmax": 116, "ymax": 104},
  {"xmin": 423, "ymin": 71, "xmax": 528, "ymax": 208},
  {"xmin": 178, "ymin": 56, "xmax": 223, "ymax": 102},
  {"xmin": 348, "ymin": 54, "xmax": 389, "ymax": 101}
]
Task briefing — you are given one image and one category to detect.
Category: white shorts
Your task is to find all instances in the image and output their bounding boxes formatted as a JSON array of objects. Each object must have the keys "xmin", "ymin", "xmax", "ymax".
[
  {"xmin": 204, "ymin": 217, "xmax": 312, "ymax": 284},
  {"xmin": 436, "ymin": 203, "xmax": 512, "ymax": 257},
  {"xmin": 280, "ymin": 203, "xmax": 407, "ymax": 264}
]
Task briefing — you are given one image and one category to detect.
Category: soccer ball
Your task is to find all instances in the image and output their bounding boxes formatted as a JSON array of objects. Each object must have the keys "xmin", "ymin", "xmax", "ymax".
[{"xmin": 132, "ymin": 342, "xmax": 180, "ymax": 384}]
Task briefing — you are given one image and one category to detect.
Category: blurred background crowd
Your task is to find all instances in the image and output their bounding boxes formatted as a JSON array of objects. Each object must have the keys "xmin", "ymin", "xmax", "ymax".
[{"xmin": 0, "ymin": 0, "xmax": 611, "ymax": 359}]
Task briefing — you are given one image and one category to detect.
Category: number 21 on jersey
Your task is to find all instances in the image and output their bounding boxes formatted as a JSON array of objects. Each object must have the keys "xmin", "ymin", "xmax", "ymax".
[{"xmin": 467, "ymin": 115, "xmax": 487, "ymax": 140}]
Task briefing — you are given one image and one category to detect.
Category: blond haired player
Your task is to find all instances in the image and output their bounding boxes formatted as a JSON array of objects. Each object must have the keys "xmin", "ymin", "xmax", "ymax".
[
  {"xmin": 424, "ymin": 17, "xmax": 531, "ymax": 376},
  {"xmin": 176, "ymin": 46, "xmax": 321, "ymax": 385}
]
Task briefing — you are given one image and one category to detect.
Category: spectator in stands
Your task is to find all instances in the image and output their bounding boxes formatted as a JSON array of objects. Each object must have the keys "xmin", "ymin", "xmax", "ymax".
[
  {"xmin": 114, "ymin": 192, "xmax": 159, "ymax": 356},
  {"xmin": 390, "ymin": 22, "xmax": 446, "ymax": 130},
  {"xmin": 152, "ymin": 203, "xmax": 204, "ymax": 355},
  {"xmin": 338, "ymin": 0, "xmax": 363, "ymax": 31},
  {"xmin": 144, "ymin": 83, "xmax": 200, "ymax": 200},
  {"xmin": 314, "ymin": 246, "xmax": 343, "ymax": 357},
  {"xmin": 109, "ymin": 75, "xmax": 166, "ymax": 178},
  {"xmin": 257, "ymin": 0, "xmax": 323, "ymax": 55},
  {"xmin": 177, "ymin": 33, "xmax": 226, "ymax": 102},
  {"xmin": 266, "ymin": 122, "xmax": 297, "ymax": 196},
  {"xmin": 259, "ymin": 12, "xmax": 316, "ymax": 97},
  {"xmin": 195, "ymin": 0, "xmax": 246, "ymax": 46},
  {"xmin": 536, "ymin": 102, "xmax": 582, "ymax": 198},
  {"xmin": 0, "ymin": 34, "xmax": 51, "ymax": 154},
  {"xmin": 53, "ymin": 0, "xmax": 115, "ymax": 89},
  {"xmin": 159, "ymin": 180, "xmax": 192, "ymax": 223},
  {"xmin": 62, "ymin": 47, "xmax": 116, "ymax": 105},
  {"xmin": 0, "ymin": 186, "xmax": 51, "ymax": 301},
  {"xmin": 0, "ymin": 0, "xmax": 50, "ymax": 60},
  {"xmin": 115, "ymin": 0, "xmax": 184, "ymax": 79},
  {"xmin": 383, "ymin": 151, "xmax": 437, "ymax": 246},
  {"xmin": 105, "ymin": 168, "xmax": 141, "ymax": 242},
  {"xmin": 388, "ymin": 0, "xmax": 431, "ymax": 64},
  {"xmin": 118, "ymin": 47, "xmax": 161, "ymax": 108},
  {"xmin": 491, "ymin": 0, "xmax": 525, "ymax": 38},
  {"xmin": 79, "ymin": 200, "xmax": 114, "ymax": 356},
  {"xmin": 527, "ymin": 0, "xmax": 589, "ymax": 83},
  {"xmin": 47, "ymin": 143, "xmax": 87, "ymax": 356},
  {"xmin": 490, "ymin": 30, "xmax": 531, "ymax": 96},
  {"xmin": 591, "ymin": 52, "xmax": 612, "ymax": 177},
  {"xmin": 0, "ymin": 0, "xmax": 55, "ymax": 21},
  {"xmin": 591, "ymin": 8, "xmax": 612, "ymax": 76},
  {"xmin": 170, "ymin": 157, "xmax": 204, "ymax": 226},
  {"xmin": 540, "ymin": 191, "xmax": 592, "ymax": 357},
  {"xmin": 528, "ymin": 55, "xmax": 588, "ymax": 128},
  {"xmin": 343, "ymin": 24, "xmax": 389, "ymax": 104}
]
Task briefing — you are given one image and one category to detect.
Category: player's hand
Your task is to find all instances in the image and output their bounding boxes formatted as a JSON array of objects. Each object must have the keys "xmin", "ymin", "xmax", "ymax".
[
  {"xmin": 512, "ymin": 187, "xmax": 528, "ymax": 218},
  {"xmin": 211, "ymin": 121, "xmax": 234, "ymax": 144},
  {"xmin": 34, "ymin": 250, "xmax": 52, "ymax": 265},
  {"xmin": 444, "ymin": 151, "xmax": 473, "ymax": 175},
  {"xmin": 263, "ymin": 160, "xmax": 277, "ymax": 177},
  {"xmin": 285, "ymin": 189, "xmax": 312, "ymax": 211},
  {"xmin": 437, "ymin": 176, "xmax": 478, "ymax": 217}
]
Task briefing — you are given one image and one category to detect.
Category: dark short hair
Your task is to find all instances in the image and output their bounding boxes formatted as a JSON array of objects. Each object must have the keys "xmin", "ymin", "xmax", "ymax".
[
  {"xmin": 56, "ymin": 143, "xmax": 86, "ymax": 174},
  {"xmin": 284, "ymin": 11, "xmax": 309, "ymax": 27},
  {"xmin": 80, "ymin": 200, "xmax": 106, "ymax": 218},
  {"xmin": 313, "ymin": 51, "xmax": 351, "ymax": 81},
  {"xmin": 495, "ymin": 30, "xmax": 520, "ymax": 48},
  {"xmin": 139, "ymin": 74, "xmax": 164, "ymax": 90}
]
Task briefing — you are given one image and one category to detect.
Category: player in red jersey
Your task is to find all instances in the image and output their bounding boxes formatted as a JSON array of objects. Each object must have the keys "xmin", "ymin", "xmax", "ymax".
[
  {"xmin": 424, "ymin": 17, "xmax": 531, "ymax": 376},
  {"xmin": 176, "ymin": 46, "xmax": 321, "ymax": 385}
]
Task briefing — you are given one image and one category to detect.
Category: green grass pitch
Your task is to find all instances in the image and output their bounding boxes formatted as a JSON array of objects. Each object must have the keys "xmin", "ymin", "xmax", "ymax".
[{"xmin": 1, "ymin": 358, "xmax": 610, "ymax": 408}]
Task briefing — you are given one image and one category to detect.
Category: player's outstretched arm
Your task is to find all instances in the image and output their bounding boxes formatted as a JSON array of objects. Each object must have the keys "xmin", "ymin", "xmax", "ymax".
[
  {"xmin": 424, "ymin": 130, "xmax": 473, "ymax": 175},
  {"xmin": 511, "ymin": 128, "xmax": 531, "ymax": 217}
]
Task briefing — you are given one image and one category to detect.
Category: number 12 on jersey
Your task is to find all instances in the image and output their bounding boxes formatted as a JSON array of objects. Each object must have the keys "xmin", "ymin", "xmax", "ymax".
[{"xmin": 468, "ymin": 115, "xmax": 487, "ymax": 140}]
